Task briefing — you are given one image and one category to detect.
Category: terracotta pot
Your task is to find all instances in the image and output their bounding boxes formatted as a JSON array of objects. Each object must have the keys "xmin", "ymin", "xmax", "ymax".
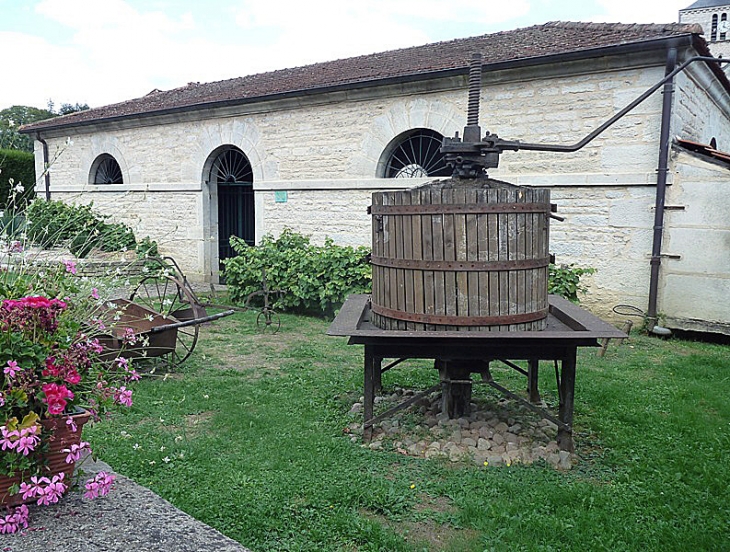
[{"xmin": 0, "ymin": 410, "xmax": 91, "ymax": 507}]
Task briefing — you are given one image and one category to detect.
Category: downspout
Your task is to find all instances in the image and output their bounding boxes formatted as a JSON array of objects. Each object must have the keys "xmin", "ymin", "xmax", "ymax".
[
  {"xmin": 35, "ymin": 132, "xmax": 51, "ymax": 200},
  {"xmin": 646, "ymin": 44, "xmax": 678, "ymax": 333}
]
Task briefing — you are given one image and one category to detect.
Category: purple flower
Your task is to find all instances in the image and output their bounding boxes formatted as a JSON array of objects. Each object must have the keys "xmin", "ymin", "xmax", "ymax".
[
  {"xmin": 62, "ymin": 441, "xmax": 91, "ymax": 464},
  {"xmin": 63, "ymin": 260, "xmax": 77, "ymax": 275},
  {"xmin": 0, "ymin": 505, "xmax": 29, "ymax": 534},
  {"xmin": 114, "ymin": 386, "xmax": 133, "ymax": 407},
  {"xmin": 4, "ymin": 360, "xmax": 20, "ymax": 378},
  {"xmin": 91, "ymin": 287, "xmax": 100, "ymax": 300},
  {"xmin": 84, "ymin": 471, "xmax": 115, "ymax": 499}
]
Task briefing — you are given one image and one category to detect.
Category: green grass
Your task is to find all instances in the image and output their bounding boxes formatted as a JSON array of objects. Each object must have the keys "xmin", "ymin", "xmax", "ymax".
[{"xmin": 85, "ymin": 310, "xmax": 730, "ymax": 551}]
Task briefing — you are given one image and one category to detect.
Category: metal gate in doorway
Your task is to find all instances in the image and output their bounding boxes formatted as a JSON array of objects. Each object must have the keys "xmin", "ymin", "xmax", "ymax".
[{"xmin": 213, "ymin": 147, "xmax": 255, "ymax": 274}]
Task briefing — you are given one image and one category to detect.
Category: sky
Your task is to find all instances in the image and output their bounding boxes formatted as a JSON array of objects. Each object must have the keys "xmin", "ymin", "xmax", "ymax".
[{"xmin": 0, "ymin": 0, "xmax": 695, "ymax": 111}]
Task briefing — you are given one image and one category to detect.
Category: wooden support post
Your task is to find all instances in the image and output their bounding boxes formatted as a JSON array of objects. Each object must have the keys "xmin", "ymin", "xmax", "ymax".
[
  {"xmin": 527, "ymin": 358, "xmax": 541, "ymax": 403},
  {"xmin": 373, "ymin": 355, "xmax": 383, "ymax": 394},
  {"xmin": 557, "ymin": 348, "xmax": 577, "ymax": 452},
  {"xmin": 363, "ymin": 345, "xmax": 375, "ymax": 441},
  {"xmin": 438, "ymin": 360, "xmax": 473, "ymax": 418}
]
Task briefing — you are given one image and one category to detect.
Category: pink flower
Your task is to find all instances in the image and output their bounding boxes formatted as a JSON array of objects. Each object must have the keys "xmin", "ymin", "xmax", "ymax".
[
  {"xmin": 42, "ymin": 383, "xmax": 75, "ymax": 416},
  {"xmin": 0, "ymin": 426, "xmax": 19, "ymax": 451},
  {"xmin": 0, "ymin": 394, "xmax": 4, "ymax": 407},
  {"xmin": 4, "ymin": 360, "xmax": 19, "ymax": 378},
  {"xmin": 35, "ymin": 473, "xmax": 66, "ymax": 506},
  {"xmin": 15, "ymin": 428, "xmax": 41, "ymax": 456},
  {"xmin": 121, "ymin": 327, "xmax": 137, "ymax": 345},
  {"xmin": 114, "ymin": 386, "xmax": 133, "ymax": 407},
  {"xmin": 83, "ymin": 471, "xmax": 115, "ymax": 499},
  {"xmin": 63, "ymin": 260, "xmax": 77, "ymax": 275},
  {"xmin": 63, "ymin": 441, "xmax": 91, "ymax": 464},
  {"xmin": 91, "ymin": 287, "xmax": 100, "ymax": 299},
  {"xmin": 66, "ymin": 417, "xmax": 78, "ymax": 433},
  {"xmin": 0, "ymin": 505, "xmax": 29, "ymax": 534},
  {"xmin": 9, "ymin": 240, "xmax": 23, "ymax": 254}
]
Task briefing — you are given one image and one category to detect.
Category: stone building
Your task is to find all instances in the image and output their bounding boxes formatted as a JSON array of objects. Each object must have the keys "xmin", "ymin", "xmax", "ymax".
[
  {"xmin": 680, "ymin": 0, "xmax": 730, "ymax": 58},
  {"xmin": 20, "ymin": 21, "xmax": 730, "ymax": 335}
]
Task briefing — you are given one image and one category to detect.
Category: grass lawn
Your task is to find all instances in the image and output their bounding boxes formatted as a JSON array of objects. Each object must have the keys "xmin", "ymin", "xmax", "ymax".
[{"xmin": 86, "ymin": 308, "xmax": 730, "ymax": 552}]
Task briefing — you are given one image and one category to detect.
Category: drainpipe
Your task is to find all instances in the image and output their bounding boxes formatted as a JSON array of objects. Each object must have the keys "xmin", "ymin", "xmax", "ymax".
[
  {"xmin": 36, "ymin": 132, "xmax": 51, "ymax": 200},
  {"xmin": 646, "ymin": 45, "xmax": 678, "ymax": 332}
]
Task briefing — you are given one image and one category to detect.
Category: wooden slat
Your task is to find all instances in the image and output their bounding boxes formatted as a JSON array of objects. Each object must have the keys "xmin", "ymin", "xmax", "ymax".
[
  {"xmin": 441, "ymin": 187, "xmax": 457, "ymax": 330},
  {"xmin": 431, "ymin": 188, "xmax": 445, "ymax": 322},
  {"xmin": 402, "ymin": 191, "xmax": 414, "ymax": 331},
  {"xmin": 422, "ymin": 187, "xmax": 435, "ymax": 331},
  {"xmin": 465, "ymin": 187, "xmax": 479, "ymax": 331},
  {"xmin": 395, "ymin": 191, "xmax": 405, "ymax": 330},
  {"xmin": 411, "ymin": 188, "xmax": 425, "ymax": 332}
]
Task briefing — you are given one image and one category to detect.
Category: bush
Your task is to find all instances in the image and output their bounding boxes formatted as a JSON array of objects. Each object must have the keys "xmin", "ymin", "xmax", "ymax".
[
  {"xmin": 548, "ymin": 263, "xmax": 596, "ymax": 303},
  {"xmin": 223, "ymin": 229, "xmax": 371, "ymax": 316},
  {"xmin": 0, "ymin": 148, "xmax": 35, "ymax": 209},
  {"xmin": 22, "ymin": 199, "xmax": 138, "ymax": 258},
  {"xmin": 25, "ymin": 200, "xmax": 99, "ymax": 249}
]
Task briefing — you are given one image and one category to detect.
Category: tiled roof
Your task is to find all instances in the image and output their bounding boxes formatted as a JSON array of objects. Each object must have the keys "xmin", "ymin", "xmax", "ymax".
[
  {"xmin": 22, "ymin": 21, "xmax": 706, "ymax": 133},
  {"xmin": 680, "ymin": 0, "xmax": 730, "ymax": 10}
]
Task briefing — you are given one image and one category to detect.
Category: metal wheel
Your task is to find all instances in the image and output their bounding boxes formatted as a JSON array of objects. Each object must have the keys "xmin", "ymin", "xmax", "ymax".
[
  {"xmin": 129, "ymin": 274, "xmax": 203, "ymax": 366},
  {"xmin": 256, "ymin": 309, "xmax": 281, "ymax": 334}
]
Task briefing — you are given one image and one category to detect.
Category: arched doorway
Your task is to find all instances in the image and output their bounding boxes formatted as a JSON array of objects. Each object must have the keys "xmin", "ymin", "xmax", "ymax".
[{"xmin": 209, "ymin": 146, "xmax": 255, "ymax": 269}]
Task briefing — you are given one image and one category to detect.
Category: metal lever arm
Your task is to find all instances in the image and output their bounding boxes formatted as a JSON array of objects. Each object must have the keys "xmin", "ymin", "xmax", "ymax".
[{"xmin": 516, "ymin": 56, "xmax": 730, "ymax": 153}]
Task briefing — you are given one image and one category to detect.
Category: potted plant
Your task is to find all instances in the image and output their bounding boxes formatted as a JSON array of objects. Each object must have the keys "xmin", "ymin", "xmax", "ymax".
[{"xmin": 0, "ymin": 258, "xmax": 139, "ymax": 534}]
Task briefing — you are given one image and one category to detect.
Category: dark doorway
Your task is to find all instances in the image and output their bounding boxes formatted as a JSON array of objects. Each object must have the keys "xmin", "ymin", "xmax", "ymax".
[{"xmin": 212, "ymin": 147, "xmax": 255, "ymax": 269}]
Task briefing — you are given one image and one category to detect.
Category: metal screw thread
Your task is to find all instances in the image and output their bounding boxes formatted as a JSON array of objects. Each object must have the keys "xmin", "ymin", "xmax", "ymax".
[{"xmin": 467, "ymin": 53, "xmax": 482, "ymax": 127}]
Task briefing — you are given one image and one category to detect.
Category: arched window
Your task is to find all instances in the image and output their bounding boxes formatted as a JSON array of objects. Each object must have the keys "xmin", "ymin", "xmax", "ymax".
[
  {"xmin": 90, "ymin": 154, "xmax": 123, "ymax": 184},
  {"xmin": 710, "ymin": 137, "xmax": 718, "ymax": 149},
  {"xmin": 378, "ymin": 128, "xmax": 451, "ymax": 178},
  {"xmin": 721, "ymin": 13, "xmax": 728, "ymax": 41},
  {"xmin": 211, "ymin": 147, "xmax": 254, "ymax": 184},
  {"xmin": 712, "ymin": 14, "xmax": 718, "ymax": 41}
]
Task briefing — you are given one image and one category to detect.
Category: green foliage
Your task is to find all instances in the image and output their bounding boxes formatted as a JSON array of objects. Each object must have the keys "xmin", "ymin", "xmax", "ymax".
[
  {"xmin": 223, "ymin": 229, "xmax": 371, "ymax": 316},
  {"xmin": 98, "ymin": 222, "xmax": 136, "ymax": 252},
  {"xmin": 135, "ymin": 236, "xmax": 159, "ymax": 259},
  {"xmin": 0, "ymin": 148, "xmax": 35, "ymax": 209},
  {"xmin": 25, "ymin": 200, "xmax": 99, "ymax": 249},
  {"xmin": 549, "ymin": 263, "xmax": 596, "ymax": 303},
  {"xmin": 23, "ymin": 199, "xmax": 136, "ymax": 258},
  {"xmin": 0, "ymin": 105, "xmax": 56, "ymax": 152}
]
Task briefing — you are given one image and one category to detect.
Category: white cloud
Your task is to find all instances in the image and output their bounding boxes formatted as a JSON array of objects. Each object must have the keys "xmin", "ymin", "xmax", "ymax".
[{"xmin": 590, "ymin": 0, "xmax": 690, "ymax": 24}]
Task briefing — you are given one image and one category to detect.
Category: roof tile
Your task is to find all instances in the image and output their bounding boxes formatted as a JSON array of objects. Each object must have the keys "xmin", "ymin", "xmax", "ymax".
[{"xmin": 22, "ymin": 21, "xmax": 705, "ymax": 132}]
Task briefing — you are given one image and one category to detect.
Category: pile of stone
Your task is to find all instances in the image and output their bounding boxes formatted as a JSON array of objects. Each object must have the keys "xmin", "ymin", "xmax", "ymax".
[{"xmin": 348, "ymin": 388, "xmax": 575, "ymax": 470}]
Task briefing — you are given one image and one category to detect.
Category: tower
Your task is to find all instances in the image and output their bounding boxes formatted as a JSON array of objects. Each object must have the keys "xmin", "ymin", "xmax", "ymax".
[{"xmin": 679, "ymin": 0, "xmax": 730, "ymax": 58}]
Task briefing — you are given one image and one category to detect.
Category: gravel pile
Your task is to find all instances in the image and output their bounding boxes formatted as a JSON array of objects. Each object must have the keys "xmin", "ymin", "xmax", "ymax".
[{"xmin": 348, "ymin": 389, "xmax": 575, "ymax": 470}]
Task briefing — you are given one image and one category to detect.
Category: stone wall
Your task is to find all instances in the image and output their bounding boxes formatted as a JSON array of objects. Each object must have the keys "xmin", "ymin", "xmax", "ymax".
[
  {"xmin": 661, "ymin": 149, "xmax": 730, "ymax": 334},
  {"xmin": 32, "ymin": 51, "xmax": 730, "ymax": 331}
]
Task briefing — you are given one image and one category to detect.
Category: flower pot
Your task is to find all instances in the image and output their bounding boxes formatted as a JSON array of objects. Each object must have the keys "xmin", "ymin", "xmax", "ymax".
[{"xmin": 0, "ymin": 410, "xmax": 91, "ymax": 507}]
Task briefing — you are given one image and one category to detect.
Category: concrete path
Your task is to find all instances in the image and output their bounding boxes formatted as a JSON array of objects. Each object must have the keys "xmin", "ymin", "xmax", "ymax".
[{"xmin": 0, "ymin": 458, "xmax": 251, "ymax": 552}]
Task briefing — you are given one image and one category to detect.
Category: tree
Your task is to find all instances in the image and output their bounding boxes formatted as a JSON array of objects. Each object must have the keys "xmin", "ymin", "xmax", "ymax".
[
  {"xmin": 0, "ymin": 105, "xmax": 55, "ymax": 152},
  {"xmin": 0, "ymin": 102, "xmax": 90, "ymax": 152}
]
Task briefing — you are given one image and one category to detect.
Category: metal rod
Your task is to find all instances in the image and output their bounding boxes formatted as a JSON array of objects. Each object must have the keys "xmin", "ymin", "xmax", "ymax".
[
  {"xmin": 148, "ymin": 309, "xmax": 235, "ymax": 333},
  {"xmin": 467, "ymin": 53, "xmax": 482, "ymax": 127},
  {"xmin": 381, "ymin": 357, "xmax": 407, "ymax": 374},
  {"xmin": 497, "ymin": 358, "xmax": 529, "ymax": 377},
  {"xmin": 514, "ymin": 55, "xmax": 730, "ymax": 153},
  {"xmin": 363, "ymin": 383, "xmax": 441, "ymax": 429},
  {"xmin": 647, "ymin": 45, "xmax": 678, "ymax": 325}
]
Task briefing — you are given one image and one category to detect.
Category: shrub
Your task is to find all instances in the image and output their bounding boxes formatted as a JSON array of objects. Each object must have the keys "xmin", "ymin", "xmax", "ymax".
[
  {"xmin": 22, "ymin": 200, "xmax": 138, "ymax": 259},
  {"xmin": 223, "ymin": 229, "xmax": 371, "ymax": 316},
  {"xmin": 548, "ymin": 263, "xmax": 596, "ymax": 303},
  {"xmin": 0, "ymin": 149, "xmax": 35, "ymax": 210}
]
